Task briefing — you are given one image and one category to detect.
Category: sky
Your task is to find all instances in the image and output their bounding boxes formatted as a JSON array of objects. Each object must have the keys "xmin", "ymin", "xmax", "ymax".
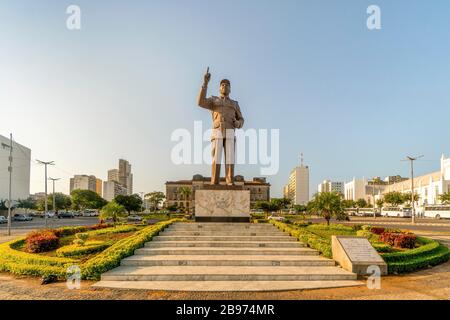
[{"xmin": 1, "ymin": 0, "xmax": 450, "ymax": 198}]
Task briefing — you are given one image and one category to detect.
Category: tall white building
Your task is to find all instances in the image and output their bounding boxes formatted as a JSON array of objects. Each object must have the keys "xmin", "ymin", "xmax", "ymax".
[
  {"xmin": 283, "ymin": 155, "xmax": 309, "ymax": 205},
  {"xmin": 318, "ymin": 180, "xmax": 344, "ymax": 194},
  {"xmin": 0, "ymin": 134, "xmax": 31, "ymax": 202}
]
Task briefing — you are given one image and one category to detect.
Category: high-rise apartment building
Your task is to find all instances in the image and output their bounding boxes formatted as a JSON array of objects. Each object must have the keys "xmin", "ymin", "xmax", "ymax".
[
  {"xmin": 69, "ymin": 175, "xmax": 97, "ymax": 194},
  {"xmin": 95, "ymin": 178, "xmax": 103, "ymax": 197},
  {"xmin": 283, "ymin": 155, "xmax": 310, "ymax": 205},
  {"xmin": 318, "ymin": 180, "xmax": 344, "ymax": 195},
  {"xmin": 103, "ymin": 180, "xmax": 127, "ymax": 201},
  {"xmin": 118, "ymin": 159, "xmax": 133, "ymax": 195},
  {"xmin": 108, "ymin": 169, "xmax": 119, "ymax": 182}
]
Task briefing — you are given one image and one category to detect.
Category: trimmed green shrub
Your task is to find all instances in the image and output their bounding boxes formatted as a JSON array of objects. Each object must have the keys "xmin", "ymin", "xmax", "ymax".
[
  {"xmin": 0, "ymin": 238, "xmax": 74, "ymax": 278},
  {"xmin": 81, "ymin": 219, "xmax": 180, "ymax": 280},
  {"xmin": 270, "ymin": 220, "xmax": 333, "ymax": 258},
  {"xmin": 56, "ymin": 241, "xmax": 111, "ymax": 257},
  {"xmin": 85, "ymin": 225, "xmax": 137, "ymax": 236}
]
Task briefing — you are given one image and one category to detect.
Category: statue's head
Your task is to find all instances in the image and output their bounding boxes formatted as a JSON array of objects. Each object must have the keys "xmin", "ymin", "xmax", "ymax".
[{"xmin": 219, "ymin": 79, "xmax": 231, "ymax": 97}]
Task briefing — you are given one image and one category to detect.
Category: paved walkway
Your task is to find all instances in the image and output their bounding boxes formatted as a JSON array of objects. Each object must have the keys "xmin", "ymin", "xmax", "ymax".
[{"xmin": 1, "ymin": 259, "xmax": 449, "ymax": 299}]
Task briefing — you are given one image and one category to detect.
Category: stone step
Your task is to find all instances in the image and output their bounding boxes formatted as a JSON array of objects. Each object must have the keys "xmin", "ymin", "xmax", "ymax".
[
  {"xmin": 167, "ymin": 223, "xmax": 277, "ymax": 230},
  {"xmin": 134, "ymin": 247, "xmax": 319, "ymax": 256},
  {"xmin": 161, "ymin": 231, "xmax": 284, "ymax": 236},
  {"xmin": 101, "ymin": 266, "xmax": 357, "ymax": 281},
  {"xmin": 153, "ymin": 235, "xmax": 296, "ymax": 242},
  {"xmin": 121, "ymin": 255, "xmax": 335, "ymax": 267},
  {"xmin": 93, "ymin": 280, "xmax": 363, "ymax": 291},
  {"xmin": 145, "ymin": 241, "xmax": 303, "ymax": 248}
]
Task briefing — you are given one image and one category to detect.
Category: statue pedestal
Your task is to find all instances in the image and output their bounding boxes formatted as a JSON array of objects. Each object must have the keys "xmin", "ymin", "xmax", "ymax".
[{"xmin": 195, "ymin": 185, "xmax": 250, "ymax": 222}]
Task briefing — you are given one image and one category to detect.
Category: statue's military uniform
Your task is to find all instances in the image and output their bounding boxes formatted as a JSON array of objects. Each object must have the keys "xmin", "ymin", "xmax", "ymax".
[{"xmin": 197, "ymin": 84, "xmax": 244, "ymax": 185}]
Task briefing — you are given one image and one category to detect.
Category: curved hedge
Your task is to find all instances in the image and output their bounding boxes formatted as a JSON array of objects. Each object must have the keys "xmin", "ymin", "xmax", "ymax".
[
  {"xmin": 0, "ymin": 238, "xmax": 74, "ymax": 277},
  {"xmin": 270, "ymin": 220, "xmax": 450, "ymax": 274},
  {"xmin": 381, "ymin": 237, "xmax": 450, "ymax": 273},
  {"xmin": 81, "ymin": 219, "xmax": 179, "ymax": 280},
  {"xmin": 0, "ymin": 219, "xmax": 180, "ymax": 280},
  {"xmin": 56, "ymin": 241, "xmax": 112, "ymax": 257}
]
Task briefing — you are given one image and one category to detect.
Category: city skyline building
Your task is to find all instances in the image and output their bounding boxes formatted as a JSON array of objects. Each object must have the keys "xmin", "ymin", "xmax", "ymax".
[
  {"xmin": 69, "ymin": 175, "xmax": 98, "ymax": 194},
  {"xmin": 283, "ymin": 154, "xmax": 309, "ymax": 205},
  {"xmin": 0, "ymin": 134, "xmax": 31, "ymax": 202}
]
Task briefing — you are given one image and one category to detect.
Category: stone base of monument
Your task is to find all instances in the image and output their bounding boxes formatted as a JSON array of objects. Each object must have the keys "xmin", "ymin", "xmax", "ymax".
[
  {"xmin": 194, "ymin": 185, "xmax": 250, "ymax": 222},
  {"xmin": 331, "ymin": 235, "xmax": 388, "ymax": 276}
]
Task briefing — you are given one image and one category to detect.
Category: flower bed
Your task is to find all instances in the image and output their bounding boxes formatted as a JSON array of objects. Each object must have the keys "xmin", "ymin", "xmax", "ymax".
[{"xmin": 270, "ymin": 220, "xmax": 450, "ymax": 274}]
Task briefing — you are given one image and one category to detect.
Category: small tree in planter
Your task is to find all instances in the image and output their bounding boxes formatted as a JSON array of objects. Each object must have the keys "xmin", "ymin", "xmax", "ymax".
[{"xmin": 100, "ymin": 201, "xmax": 127, "ymax": 226}]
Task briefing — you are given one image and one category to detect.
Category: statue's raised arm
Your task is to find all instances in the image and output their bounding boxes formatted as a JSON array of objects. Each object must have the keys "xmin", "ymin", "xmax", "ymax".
[{"xmin": 197, "ymin": 67, "xmax": 212, "ymax": 110}]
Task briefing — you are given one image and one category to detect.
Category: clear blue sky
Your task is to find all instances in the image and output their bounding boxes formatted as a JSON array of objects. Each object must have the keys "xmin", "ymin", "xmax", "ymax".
[{"xmin": 1, "ymin": 0, "xmax": 450, "ymax": 198}]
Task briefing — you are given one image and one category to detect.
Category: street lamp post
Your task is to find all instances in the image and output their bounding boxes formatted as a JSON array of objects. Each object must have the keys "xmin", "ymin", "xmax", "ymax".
[
  {"xmin": 48, "ymin": 177, "xmax": 60, "ymax": 215},
  {"xmin": 36, "ymin": 160, "xmax": 54, "ymax": 227},
  {"xmin": 405, "ymin": 155, "xmax": 423, "ymax": 224}
]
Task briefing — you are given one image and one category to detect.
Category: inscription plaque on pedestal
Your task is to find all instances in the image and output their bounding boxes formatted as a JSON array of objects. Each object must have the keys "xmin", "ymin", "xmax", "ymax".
[
  {"xmin": 195, "ymin": 188, "xmax": 250, "ymax": 222},
  {"xmin": 332, "ymin": 236, "xmax": 388, "ymax": 275}
]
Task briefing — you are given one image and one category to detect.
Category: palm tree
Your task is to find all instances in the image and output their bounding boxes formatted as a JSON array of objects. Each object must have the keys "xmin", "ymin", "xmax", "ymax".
[
  {"xmin": 309, "ymin": 192, "xmax": 345, "ymax": 225},
  {"xmin": 179, "ymin": 187, "xmax": 192, "ymax": 215}
]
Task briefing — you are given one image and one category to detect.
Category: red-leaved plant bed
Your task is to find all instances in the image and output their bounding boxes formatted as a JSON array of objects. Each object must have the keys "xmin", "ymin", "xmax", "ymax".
[
  {"xmin": 370, "ymin": 227, "xmax": 386, "ymax": 235},
  {"xmin": 25, "ymin": 230, "xmax": 60, "ymax": 253},
  {"xmin": 380, "ymin": 232, "xmax": 416, "ymax": 249}
]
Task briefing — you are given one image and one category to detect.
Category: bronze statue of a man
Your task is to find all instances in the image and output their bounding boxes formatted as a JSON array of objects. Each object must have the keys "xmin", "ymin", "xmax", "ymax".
[{"xmin": 197, "ymin": 68, "xmax": 244, "ymax": 185}]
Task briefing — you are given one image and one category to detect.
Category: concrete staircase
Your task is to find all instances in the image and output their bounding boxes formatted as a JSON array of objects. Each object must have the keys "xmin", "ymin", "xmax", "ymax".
[{"xmin": 93, "ymin": 222, "xmax": 361, "ymax": 291}]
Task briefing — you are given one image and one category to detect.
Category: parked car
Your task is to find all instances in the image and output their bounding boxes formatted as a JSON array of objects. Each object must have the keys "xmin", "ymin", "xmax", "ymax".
[
  {"xmin": 73, "ymin": 211, "xmax": 83, "ymax": 217},
  {"xmin": 13, "ymin": 214, "xmax": 33, "ymax": 221},
  {"xmin": 43, "ymin": 212, "xmax": 56, "ymax": 218},
  {"xmin": 58, "ymin": 211, "xmax": 74, "ymax": 219},
  {"xmin": 268, "ymin": 215, "xmax": 285, "ymax": 221},
  {"xmin": 83, "ymin": 209, "xmax": 99, "ymax": 217},
  {"xmin": 0, "ymin": 216, "xmax": 7, "ymax": 224},
  {"xmin": 127, "ymin": 215, "xmax": 142, "ymax": 222}
]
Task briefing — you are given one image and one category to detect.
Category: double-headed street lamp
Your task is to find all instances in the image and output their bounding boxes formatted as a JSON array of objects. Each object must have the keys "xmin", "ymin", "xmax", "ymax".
[
  {"xmin": 36, "ymin": 160, "xmax": 55, "ymax": 227},
  {"xmin": 404, "ymin": 155, "xmax": 423, "ymax": 224}
]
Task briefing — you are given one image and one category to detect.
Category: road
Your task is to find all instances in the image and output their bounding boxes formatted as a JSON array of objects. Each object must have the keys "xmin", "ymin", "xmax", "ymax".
[{"xmin": 0, "ymin": 217, "xmax": 99, "ymax": 243}]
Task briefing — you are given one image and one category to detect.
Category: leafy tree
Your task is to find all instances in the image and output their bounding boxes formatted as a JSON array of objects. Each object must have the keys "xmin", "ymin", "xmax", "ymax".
[
  {"xmin": 376, "ymin": 198, "xmax": 384, "ymax": 208},
  {"xmin": 292, "ymin": 204, "xmax": 307, "ymax": 213},
  {"xmin": 383, "ymin": 191, "xmax": 405, "ymax": 206},
  {"xmin": 37, "ymin": 193, "xmax": 71, "ymax": 211},
  {"xmin": 402, "ymin": 192, "xmax": 419, "ymax": 205},
  {"xmin": 100, "ymin": 201, "xmax": 127, "ymax": 224},
  {"xmin": 17, "ymin": 197, "xmax": 37, "ymax": 210},
  {"xmin": 114, "ymin": 194, "xmax": 143, "ymax": 214},
  {"xmin": 355, "ymin": 198, "xmax": 368, "ymax": 208},
  {"xmin": 308, "ymin": 192, "xmax": 346, "ymax": 225},
  {"xmin": 145, "ymin": 191, "xmax": 166, "ymax": 212},
  {"xmin": 254, "ymin": 201, "xmax": 271, "ymax": 214},
  {"xmin": 270, "ymin": 198, "xmax": 291, "ymax": 212},
  {"xmin": 71, "ymin": 189, "xmax": 107, "ymax": 210},
  {"xmin": 439, "ymin": 192, "xmax": 450, "ymax": 204},
  {"xmin": 341, "ymin": 199, "xmax": 356, "ymax": 208},
  {"xmin": 0, "ymin": 200, "xmax": 8, "ymax": 210}
]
